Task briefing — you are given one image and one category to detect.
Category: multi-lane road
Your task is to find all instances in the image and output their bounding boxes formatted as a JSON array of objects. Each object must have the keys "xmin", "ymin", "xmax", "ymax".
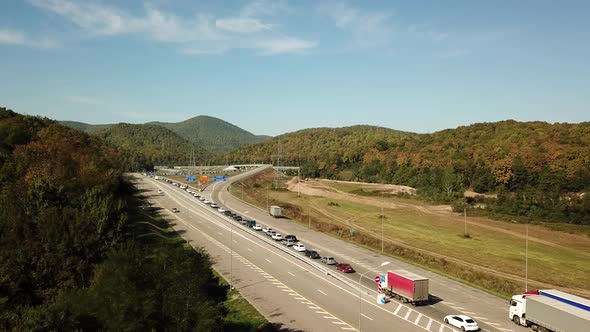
[{"xmin": 136, "ymin": 167, "xmax": 527, "ymax": 332}]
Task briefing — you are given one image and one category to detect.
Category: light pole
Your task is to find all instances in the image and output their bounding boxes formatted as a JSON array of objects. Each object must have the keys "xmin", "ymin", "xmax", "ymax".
[
  {"xmin": 359, "ymin": 261, "xmax": 390, "ymax": 332},
  {"xmin": 512, "ymin": 220, "xmax": 528, "ymax": 292},
  {"xmin": 381, "ymin": 192, "xmax": 384, "ymax": 254}
]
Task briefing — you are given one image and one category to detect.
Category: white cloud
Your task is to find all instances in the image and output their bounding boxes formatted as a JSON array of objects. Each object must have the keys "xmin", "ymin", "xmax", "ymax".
[
  {"xmin": 255, "ymin": 38, "xmax": 317, "ymax": 55},
  {"xmin": 0, "ymin": 28, "xmax": 58, "ymax": 48},
  {"xmin": 215, "ymin": 18, "xmax": 271, "ymax": 33},
  {"xmin": 317, "ymin": 1, "xmax": 393, "ymax": 48},
  {"xmin": 65, "ymin": 95, "xmax": 101, "ymax": 105},
  {"xmin": 29, "ymin": 0, "xmax": 315, "ymax": 56}
]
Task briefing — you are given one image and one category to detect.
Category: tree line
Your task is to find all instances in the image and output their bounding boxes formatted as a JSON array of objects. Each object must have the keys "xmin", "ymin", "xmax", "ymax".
[
  {"xmin": 0, "ymin": 107, "xmax": 261, "ymax": 331},
  {"xmin": 219, "ymin": 122, "xmax": 590, "ymax": 225}
]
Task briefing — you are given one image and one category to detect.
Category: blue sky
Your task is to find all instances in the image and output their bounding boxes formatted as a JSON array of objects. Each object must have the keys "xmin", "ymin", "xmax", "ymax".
[{"xmin": 1, "ymin": 0, "xmax": 589, "ymax": 136}]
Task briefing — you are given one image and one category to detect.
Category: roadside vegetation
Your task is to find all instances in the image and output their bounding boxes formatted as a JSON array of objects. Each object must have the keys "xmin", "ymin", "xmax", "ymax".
[
  {"xmin": 230, "ymin": 168, "xmax": 590, "ymax": 298},
  {"xmin": 0, "ymin": 107, "xmax": 272, "ymax": 331}
]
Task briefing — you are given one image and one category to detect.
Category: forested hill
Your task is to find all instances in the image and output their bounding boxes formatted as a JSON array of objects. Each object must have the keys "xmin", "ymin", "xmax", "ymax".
[
  {"xmin": 0, "ymin": 109, "xmax": 241, "ymax": 329},
  {"xmin": 153, "ymin": 115, "xmax": 270, "ymax": 153},
  {"xmin": 93, "ymin": 123, "xmax": 210, "ymax": 168},
  {"xmin": 222, "ymin": 121, "xmax": 590, "ymax": 224}
]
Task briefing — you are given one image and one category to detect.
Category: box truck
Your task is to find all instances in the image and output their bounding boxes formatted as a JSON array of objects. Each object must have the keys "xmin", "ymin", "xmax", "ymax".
[
  {"xmin": 386, "ymin": 270, "xmax": 429, "ymax": 305},
  {"xmin": 269, "ymin": 205, "xmax": 282, "ymax": 218},
  {"xmin": 509, "ymin": 289, "xmax": 590, "ymax": 332}
]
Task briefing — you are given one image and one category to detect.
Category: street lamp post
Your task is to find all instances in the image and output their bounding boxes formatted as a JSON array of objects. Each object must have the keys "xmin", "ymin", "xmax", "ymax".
[{"xmin": 359, "ymin": 261, "xmax": 390, "ymax": 332}]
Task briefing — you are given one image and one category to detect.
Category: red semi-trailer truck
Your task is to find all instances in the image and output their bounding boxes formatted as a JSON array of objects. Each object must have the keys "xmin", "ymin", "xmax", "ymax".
[{"xmin": 386, "ymin": 270, "xmax": 429, "ymax": 305}]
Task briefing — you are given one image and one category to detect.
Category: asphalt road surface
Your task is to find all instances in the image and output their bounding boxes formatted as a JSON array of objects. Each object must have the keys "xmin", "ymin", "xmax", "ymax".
[{"xmin": 137, "ymin": 169, "xmax": 527, "ymax": 332}]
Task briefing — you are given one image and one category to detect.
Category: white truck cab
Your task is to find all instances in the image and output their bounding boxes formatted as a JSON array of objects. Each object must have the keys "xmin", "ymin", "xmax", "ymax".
[{"xmin": 509, "ymin": 295, "xmax": 527, "ymax": 326}]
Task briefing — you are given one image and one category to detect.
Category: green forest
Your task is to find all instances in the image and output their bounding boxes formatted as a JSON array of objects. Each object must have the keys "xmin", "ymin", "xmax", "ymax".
[
  {"xmin": 220, "ymin": 123, "xmax": 590, "ymax": 224},
  {"xmin": 0, "ymin": 107, "xmax": 263, "ymax": 331},
  {"xmin": 93, "ymin": 123, "xmax": 210, "ymax": 170}
]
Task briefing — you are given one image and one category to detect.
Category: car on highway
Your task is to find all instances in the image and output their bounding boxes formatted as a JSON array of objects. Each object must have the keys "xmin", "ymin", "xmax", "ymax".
[
  {"xmin": 193, "ymin": 193, "xmax": 199, "ymax": 198},
  {"xmin": 293, "ymin": 243, "xmax": 306, "ymax": 252},
  {"xmin": 157, "ymin": 189, "xmax": 163, "ymax": 194},
  {"xmin": 284, "ymin": 234, "xmax": 298, "ymax": 242},
  {"xmin": 233, "ymin": 215, "xmax": 243, "ymax": 222},
  {"xmin": 199, "ymin": 197, "xmax": 206, "ymax": 201},
  {"xmin": 262, "ymin": 227, "xmax": 272, "ymax": 234},
  {"xmin": 218, "ymin": 207, "xmax": 227, "ymax": 213},
  {"xmin": 444, "ymin": 315, "xmax": 480, "ymax": 331},
  {"xmin": 271, "ymin": 233, "xmax": 283, "ymax": 241},
  {"xmin": 253, "ymin": 224, "xmax": 262, "ymax": 231},
  {"xmin": 203, "ymin": 200, "xmax": 211, "ymax": 204},
  {"xmin": 321, "ymin": 256, "xmax": 337, "ymax": 265},
  {"xmin": 267, "ymin": 230, "xmax": 276, "ymax": 237},
  {"xmin": 335, "ymin": 263, "xmax": 355, "ymax": 273},
  {"xmin": 304, "ymin": 250, "xmax": 321, "ymax": 259},
  {"xmin": 282, "ymin": 239, "xmax": 296, "ymax": 246},
  {"xmin": 224, "ymin": 210, "xmax": 233, "ymax": 216},
  {"xmin": 171, "ymin": 207, "xmax": 179, "ymax": 213},
  {"xmin": 210, "ymin": 203, "xmax": 219, "ymax": 208}
]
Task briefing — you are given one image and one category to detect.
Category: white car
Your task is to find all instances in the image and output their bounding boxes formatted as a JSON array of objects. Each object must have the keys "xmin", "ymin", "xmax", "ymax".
[
  {"xmin": 157, "ymin": 189, "xmax": 163, "ymax": 194},
  {"xmin": 203, "ymin": 200, "xmax": 211, "ymax": 204},
  {"xmin": 444, "ymin": 315, "xmax": 480, "ymax": 331},
  {"xmin": 293, "ymin": 243, "xmax": 306, "ymax": 252},
  {"xmin": 252, "ymin": 225, "xmax": 262, "ymax": 231},
  {"xmin": 262, "ymin": 227, "xmax": 272, "ymax": 233},
  {"xmin": 199, "ymin": 197, "xmax": 206, "ymax": 201},
  {"xmin": 218, "ymin": 207, "xmax": 227, "ymax": 213},
  {"xmin": 210, "ymin": 203, "xmax": 219, "ymax": 208},
  {"xmin": 272, "ymin": 233, "xmax": 282, "ymax": 241}
]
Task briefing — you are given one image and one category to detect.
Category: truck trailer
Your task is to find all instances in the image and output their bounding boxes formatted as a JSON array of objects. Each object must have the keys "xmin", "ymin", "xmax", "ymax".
[
  {"xmin": 509, "ymin": 289, "xmax": 590, "ymax": 332},
  {"xmin": 269, "ymin": 205, "xmax": 282, "ymax": 218},
  {"xmin": 386, "ymin": 270, "xmax": 429, "ymax": 305}
]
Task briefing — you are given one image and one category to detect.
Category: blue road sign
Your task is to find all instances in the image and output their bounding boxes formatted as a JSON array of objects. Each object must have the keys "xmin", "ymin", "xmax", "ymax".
[
  {"xmin": 186, "ymin": 176, "xmax": 197, "ymax": 182},
  {"xmin": 380, "ymin": 275, "xmax": 386, "ymax": 283},
  {"xmin": 213, "ymin": 176, "xmax": 227, "ymax": 182}
]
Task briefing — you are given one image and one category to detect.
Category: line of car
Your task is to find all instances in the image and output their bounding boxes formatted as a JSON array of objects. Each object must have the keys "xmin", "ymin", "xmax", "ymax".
[
  {"xmin": 156, "ymin": 176, "xmax": 481, "ymax": 330},
  {"xmin": 180, "ymin": 183, "xmax": 357, "ymax": 274}
]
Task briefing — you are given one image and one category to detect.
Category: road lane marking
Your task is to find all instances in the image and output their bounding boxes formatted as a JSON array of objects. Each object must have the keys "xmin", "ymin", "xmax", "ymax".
[
  {"xmin": 324, "ymin": 316, "xmax": 337, "ymax": 319},
  {"xmin": 361, "ymin": 313, "xmax": 373, "ymax": 321},
  {"xmin": 288, "ymin": 271, "xmax": 295, "ymax": 276},
  {"xmin": 404, "ymin": 309, "xmax": 412, "ymax": 320},
  {"xmin": 414, "ymin": 313, "xmax": 422, "ymax": 325},
  {"xmin": 341, "ymin": 328, "xmax": 356, "ymax": 331},
  {"xmin": 316, "ymin": 311, "xmax": 328, "ymax": 314},
  {"xmin": 318, "ymin": 289, "xmax": 327, "ymax": 295},
  {"xmin": 487, "ymin": 322, "xmax": 501, "ymax": 326},
  {"xmin": 247, "ymin": 248, "xmax": 252, "ymax": 252},
  {"xmin": 265, "ymin": 258, "xmax": 272, "ymax": 263},
  {"xmin": 332, "ymin": 321, "xmax": 346, "ymax": 325},
  {"xmin": 393, "ymin": 304, "xmax": 403, "ymax": 315},
  {"xmin": 426, "ymin": 319, "xmax": 432, "ymax": 330},
  {"xmin": 474, "ymin": 316, "xmax": 488, "ymax": 320},
  {"xmin": 308, "ymin": 306, "xmax": 320, "ymax": 309},
  {"xmin": 439, "ymin": 324, "xmax": 444, "ymax": 332}
]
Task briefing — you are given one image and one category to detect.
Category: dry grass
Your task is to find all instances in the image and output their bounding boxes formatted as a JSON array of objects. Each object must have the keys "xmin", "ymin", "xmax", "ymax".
[{"xmin": 233, "ymin": 170, "xmax": 590, "ymax": 298}]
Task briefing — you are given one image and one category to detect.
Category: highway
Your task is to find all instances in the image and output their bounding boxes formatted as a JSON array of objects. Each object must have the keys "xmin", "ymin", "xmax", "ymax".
[{"xmin": 137, "ymin": 167, "xmax": 528, "ymax": 332}]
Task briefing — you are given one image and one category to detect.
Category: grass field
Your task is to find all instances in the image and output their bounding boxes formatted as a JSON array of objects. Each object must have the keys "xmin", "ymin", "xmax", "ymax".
[{"xmin": 233, "ymin": 171, "xmax": 590, "ymax": 298}]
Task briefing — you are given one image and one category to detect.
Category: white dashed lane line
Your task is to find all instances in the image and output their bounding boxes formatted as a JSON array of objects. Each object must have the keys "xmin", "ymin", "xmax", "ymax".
[
  {"xmin": 247, "ymin": 248, "xmax": 252, "ymax": 252},
  {"xmin": 288, "ymin": 271, "xmax": 295, "ymax": 276},
  {"xmin": 265, "ymin": 258, "xmax": 272, "ymax": 263},
  {"xmin": 361, "ymin": 313, "xmax": 373, "ymax": 321},
  {"xmin": 318, "ymin": 289, "xmax": 327, "ymax": 295}
]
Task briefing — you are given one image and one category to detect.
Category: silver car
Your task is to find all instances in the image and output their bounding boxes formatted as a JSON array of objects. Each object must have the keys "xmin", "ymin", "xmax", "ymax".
[{"xmin": 321, "ymin": 256, "xmax": 337, "ymax": 265}]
